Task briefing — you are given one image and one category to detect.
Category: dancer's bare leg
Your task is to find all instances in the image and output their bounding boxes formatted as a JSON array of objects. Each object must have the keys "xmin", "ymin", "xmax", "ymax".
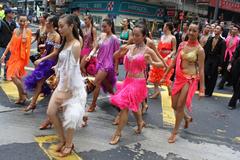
[
  {"xmin": 168, "ymin": 84, "xmax": 189, "ymax": 143},
  {"xmin": 110, "ymin": 109, "xmax": 129, "ymax": 145},
  {"xmin": 88, "ymin": 71, "xmax": 108, "ymax": 112},
  {"xmin": 132, "ymin": 109, "xmax": 145, "ymax": 134},
  {"xmin": 47, "ymin": 91, "xmax": 67, "ymax": 149},
  {"xmin": 149, "ymin": 83, "xmax": 160, "ymax": 99}
]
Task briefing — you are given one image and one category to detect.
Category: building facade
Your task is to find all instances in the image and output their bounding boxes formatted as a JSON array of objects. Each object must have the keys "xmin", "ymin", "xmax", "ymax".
[{"xmin": 197, "ymin": 0, "xmax": 240, "ymax": 22}]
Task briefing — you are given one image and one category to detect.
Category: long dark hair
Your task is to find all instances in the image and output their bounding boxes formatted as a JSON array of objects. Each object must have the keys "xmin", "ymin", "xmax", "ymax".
[
  {"xmin": 85, "ymin": 15, "xmax": 95, "ymax": 42},
  {"xmin": 47, "ymin": 15, "xmax": 59, "ymax": 30},
  {"xmin": 103, "ymin": 18, "xmax": 115, "ymax": 34},
  {"xmin": 42, "ymin": 12, "xmax": 49, "ymax": 20},
  {"xmin": 121, "ymin": 18, "xmax": 131, "ymax": 31},
  {"xmin": 137, "ymin": 19, "xmax": 150, "ymax": 38},
  {"xmin": 58, "ymin": 14, "xmax": 83, "ymax": 53},
  {"xmin": 165, "ymin": 22, "xmax": 174, "ymax": 32}
]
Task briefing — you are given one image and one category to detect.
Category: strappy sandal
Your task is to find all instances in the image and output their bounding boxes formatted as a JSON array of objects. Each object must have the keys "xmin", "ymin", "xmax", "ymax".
[
  {"xmin": 87, "ymin": 104, "xmax": 96, "ymax": 112},
  {"xmin": 58, "ymin": 144, "xmax": 74, "ymax": 157},
  {"xmin": 15, "ymin": 99, "xmax": 27, "ymax": 105},
  {"xmin": 22, "ymin": 103, "xmax": 37, "ymax": 113},
  {"xmin": 109, "ymin": 134, "xmax": 121, "ymax": 145},
  {"xmin": 55, "ymin": 142, "xmax": 65, "ymax": 152},
  {"xmin": 168, "ymin": 132, "xmax": 178, "ymax": 143},
  {"xmin": 135, "ymin": 121, "xmax": 146, "ymax": 134}
]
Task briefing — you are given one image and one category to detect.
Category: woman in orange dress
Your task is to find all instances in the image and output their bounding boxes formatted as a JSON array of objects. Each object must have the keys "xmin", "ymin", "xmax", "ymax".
[
  {"xmin": 0, "ymin": 15, "xmax": 32, "ymax": 104},
  {"xmin": 148, "ymin": 22, "xmax": 176, "ymax": 98}
]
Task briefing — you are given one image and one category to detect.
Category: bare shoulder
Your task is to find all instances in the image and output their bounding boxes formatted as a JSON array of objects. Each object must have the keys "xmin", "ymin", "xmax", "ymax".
[
  {"xmin": 146, "ymin": 37, "xmax": 153, "ymax": 44},
  {"xmin": 145, "ymin": 46, "xmax": 154, "ymax": 54},
  {"xmin": 72, "ymin": 40, "xmax": 81, "ymax": 50},
  {"xmin": 92, "ymin": 27, "xmax": 97, "ymax": 32},
  {"xmin": 127, "ymin": 44, "xmax": 135, "ymax": 50},
  {"xmin": 13, "ymin": 28, "xmax": 19, "ymax": 33},
  {"xmin": 171, "ymin": 35, "xmax": 176, "ymax": 40},
  {"xmin": 112, "ymin": 34, "xmax": 119, "ymax": 40},
  {"xmin": 100, "ymin": 32, "xmax": 106, "ymax": 38},
  {"xmin": 54, "ymin": 32, "xmax": 61, "ymax": 42},
  {"xmin": 197, "ymin": 45, "xmax": 205, "ymax": 55}
]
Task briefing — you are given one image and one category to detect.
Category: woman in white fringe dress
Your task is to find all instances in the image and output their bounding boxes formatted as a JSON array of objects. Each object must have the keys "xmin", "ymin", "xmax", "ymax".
[{"xmin": 47, "ymin": 14, "xmax": 87, "ymax": 157}]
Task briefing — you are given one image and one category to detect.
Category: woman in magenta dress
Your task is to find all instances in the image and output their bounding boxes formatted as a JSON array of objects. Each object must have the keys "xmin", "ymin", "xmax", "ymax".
[
  {"xmin": 86, "ymin": 18, "xmax": 120, "ymax": 112},
  {"xmin": 109, "ymin": 24, "xmax": 165, "ymax": 145},
  {"xmin": 80, "ymin": 15, "xmax": 97, "ymax": 76}
]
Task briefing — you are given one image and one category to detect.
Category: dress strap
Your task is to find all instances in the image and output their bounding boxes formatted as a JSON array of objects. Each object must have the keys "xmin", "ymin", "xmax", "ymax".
[{"xmin": 70, "ymin": 40, "xmax": 80, "ymax": 64}]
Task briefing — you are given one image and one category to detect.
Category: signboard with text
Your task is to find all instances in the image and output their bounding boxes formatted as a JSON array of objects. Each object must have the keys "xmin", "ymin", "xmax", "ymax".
[
  {"xmin": 69, "ymin": 0, "xmax": 165, "ymax": 19},
  {"xmin": 119, "ymin": 1, "xmax": 164, "ymax": 19},
  {"xmin": 210, "ymin": 0, "xmax": 240, "ymax": 13}
]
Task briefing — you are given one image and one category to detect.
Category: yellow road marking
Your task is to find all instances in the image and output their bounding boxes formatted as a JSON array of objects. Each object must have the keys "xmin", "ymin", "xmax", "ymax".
[
  {"xmin": 160, "ymin": 86, "xmax": 175, "ymax": 126},
  {"xmin": 35, "ymin": 135, "xmax": 82, "ymax": 160},
  {"xmin": 233, "ymin": 137, "xmax": 240, "ymax": 143},
  {"xmin": 0, "ymin": 81, "xmax": 18, "ymax": 99},
  {"xmin": 195, "ymin": 91, "xmax": 232, "ymax": 98},
  {"xmin": 0, "ymin": 81, "xmax": 43, "ymax": 102}
]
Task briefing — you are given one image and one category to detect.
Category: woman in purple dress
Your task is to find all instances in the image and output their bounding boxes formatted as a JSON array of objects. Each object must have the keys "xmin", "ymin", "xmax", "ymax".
[
  {"xmin": 86, "ymin": 18, "xmax": 120, "ymax": 112},
  {"xmin": 23, "ymin": 16, "xmax": 61, "ymax": 113}
]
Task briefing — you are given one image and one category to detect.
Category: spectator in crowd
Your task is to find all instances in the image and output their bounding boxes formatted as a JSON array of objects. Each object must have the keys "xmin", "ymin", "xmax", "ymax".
[
  {"xmin": 72, "ymin": 7, "xmax": 85, "ymax": 29},
  {"xmin": 0, "ymin": 8, "xmax": 17, "ymax": 80}
]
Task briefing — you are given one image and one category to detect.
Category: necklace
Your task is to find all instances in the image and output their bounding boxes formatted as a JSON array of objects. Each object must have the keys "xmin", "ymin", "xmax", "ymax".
[
  {"xmin": 187, "ymin": 40, "xmax": 199, "ymax": 47},
  {"xmin": 135, "ymin": 43, "xmax": 145, "ymax": 49}
]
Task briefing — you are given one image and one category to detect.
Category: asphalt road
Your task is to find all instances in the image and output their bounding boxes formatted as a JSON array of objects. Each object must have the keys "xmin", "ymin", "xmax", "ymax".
[
  {"xmin": 0, "ymin": 63, "xmax": 240, "ymax": 160},
  {"xmin": 0, "ymin": 24, "xmax": 239, "ymax": 160}
]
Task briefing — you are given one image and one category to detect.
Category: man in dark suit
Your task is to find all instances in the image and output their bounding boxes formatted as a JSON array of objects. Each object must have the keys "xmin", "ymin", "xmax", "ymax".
[
  {"xmin": 228, "ymin": 44, "xmax": 240, "ymax": 109},
  {"xmin": 204, "ymin": 25, "xmax": 226, "ymax": 96},
  {"xmin": 0, "ymin": 8, "xmax": 17, "ymax": 80}
]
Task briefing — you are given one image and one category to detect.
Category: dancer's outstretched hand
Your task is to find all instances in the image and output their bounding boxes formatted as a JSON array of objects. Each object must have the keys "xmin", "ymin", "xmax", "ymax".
[
  {"xmin": 0, "ymin": 55, "xmax": 6, "ymax": 63},
  {"xmin": 85, "ymin": 55, "xmax": 91, "ymax": 62}
]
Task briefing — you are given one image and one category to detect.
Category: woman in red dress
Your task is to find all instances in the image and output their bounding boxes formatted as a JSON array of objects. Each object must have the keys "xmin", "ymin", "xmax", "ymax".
[
  {"xmin": 163, "ymin": 22, "xmax": 205, "ymax": 143},
  {"xmin": 148, "ymin": 22, "xmax": 176, "ymax": 98}
]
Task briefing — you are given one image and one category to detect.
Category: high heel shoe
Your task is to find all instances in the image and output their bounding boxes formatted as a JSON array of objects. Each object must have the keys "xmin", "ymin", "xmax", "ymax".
[
  {"xmin": 55, "ymin": 142, "xmax": 65, "ymax": 152},
  {"xmin": 168, "ymin": 132, "xmax": 178, "ymax": 143},
  {"xmin": 22, "ymin": 104, "xmax": 36, "ymax": 113},
  {"xmin": 149, "ymin": 91, "xmax": 160, "ymax": 99},
  {"xmin": 87, "ymin": 104, "xmax": 96, "ymax": 112},
  {"xmin": 39, "ymin": 119, "xmax": 52, "ymax": 130},
  {"xmin": 135, "ymin": 122, "xmax": 146, "ymax": 134},
  {"xmin": 184, "ymin": 117, "xmax": 193, "ymax": 129},
  {"xmin": 58, "ymin": 144, "xmax": 74, "ymax": 157},
  {"xmin": 15, "ymin": 98, "xmax": 27, "ymax": 105},
  {"xmin": 81, "ymin": 116, "xmax": 88, "ymax": 127},
  {"xmin": 109, "ymin": 134, "xmax": 121, "ymax": 145}
]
